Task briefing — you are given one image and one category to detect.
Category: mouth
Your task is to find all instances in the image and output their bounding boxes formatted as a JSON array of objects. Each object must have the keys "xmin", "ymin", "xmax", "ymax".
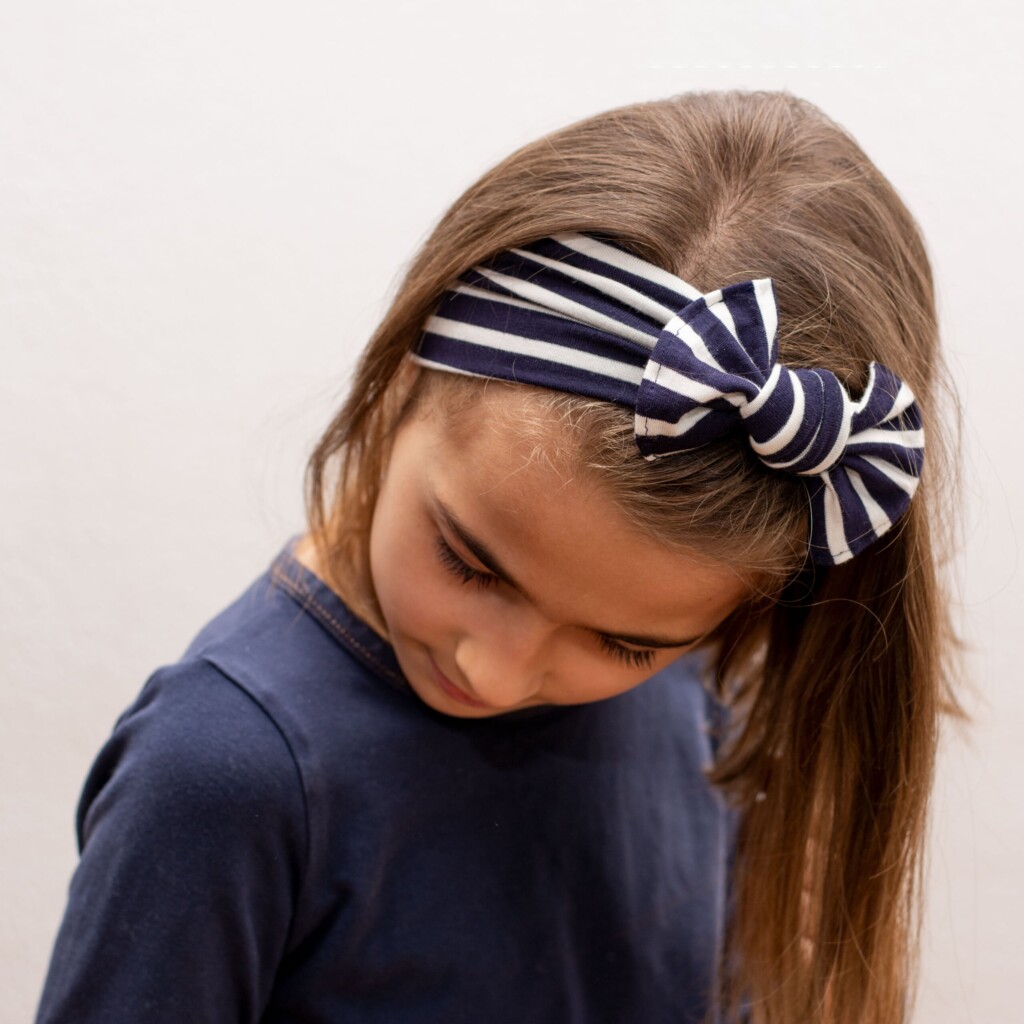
[{"xmin": 429, "ymin": 655, "xmax": 492, "ymax": 709}]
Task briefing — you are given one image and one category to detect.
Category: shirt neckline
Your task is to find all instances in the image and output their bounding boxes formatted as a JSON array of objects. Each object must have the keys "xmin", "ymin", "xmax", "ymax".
[{"xmin": 269, "ymin": 536, "xmax": 411, "ymax": 695}]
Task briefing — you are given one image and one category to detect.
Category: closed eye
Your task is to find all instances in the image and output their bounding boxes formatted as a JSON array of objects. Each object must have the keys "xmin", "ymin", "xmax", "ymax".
[
  {"xmin": 436, "ymin": 533, "xmax": 658, "ymax": 667},
  {"xmin": 595, "ymin": 634, "xmax": 657, "ymax": 669},
  {"xmin": 435, "ymin": 534, "xmax": 498, "ymax": 589}
]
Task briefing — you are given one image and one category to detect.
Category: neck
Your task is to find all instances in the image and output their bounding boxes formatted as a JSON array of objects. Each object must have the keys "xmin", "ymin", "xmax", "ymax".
[{"xmin": 293, "ymin": 533, "xmax": 390, "ymax": 640}]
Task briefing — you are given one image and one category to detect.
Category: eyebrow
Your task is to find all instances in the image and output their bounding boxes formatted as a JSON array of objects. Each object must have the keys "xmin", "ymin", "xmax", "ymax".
[{"xmin": 432, "ymin": 497, "xmax": 704, "ymax": 649}]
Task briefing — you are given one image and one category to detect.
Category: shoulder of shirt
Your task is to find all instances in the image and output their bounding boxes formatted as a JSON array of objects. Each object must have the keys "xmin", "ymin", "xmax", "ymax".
[{"xmin": 79, "ymin": 657, "xmax": 310, "ymax": 859}]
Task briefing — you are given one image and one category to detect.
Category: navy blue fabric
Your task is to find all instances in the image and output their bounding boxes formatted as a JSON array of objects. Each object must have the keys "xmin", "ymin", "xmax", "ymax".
[{"xmin": 36, "ymin": 541, "xmax": 735, "ymax": 1024}]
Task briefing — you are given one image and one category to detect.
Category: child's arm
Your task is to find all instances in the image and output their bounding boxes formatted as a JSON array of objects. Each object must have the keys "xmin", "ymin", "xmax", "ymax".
[{"xmin": 35, "ymin": 662, "xmax": 307, "ymax": 1023}]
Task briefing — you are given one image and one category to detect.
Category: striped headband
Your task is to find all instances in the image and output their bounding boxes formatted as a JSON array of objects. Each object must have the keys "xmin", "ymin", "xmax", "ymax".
[{"xmin": 411, "ymin": 232, "xmax": 924, "ymax": 565}]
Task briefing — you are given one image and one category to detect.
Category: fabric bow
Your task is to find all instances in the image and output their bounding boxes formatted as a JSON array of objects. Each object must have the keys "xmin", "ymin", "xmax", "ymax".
[{"xmin": 635, "ymin": 279, "xmax": 925, "ymax": 563}]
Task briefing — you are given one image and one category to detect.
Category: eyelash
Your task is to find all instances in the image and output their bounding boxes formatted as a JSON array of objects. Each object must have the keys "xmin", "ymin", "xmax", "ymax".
[
  {"xmin": 596, "ymin": 635, "xmax": 656, "ymax": 669},
  {"xmin": 434, "ymin": 535, "xmax": 498, "ymax": 589},
  {"xmin": 433, "ymin": 534, "xmax": 657, "ymax": 669}
]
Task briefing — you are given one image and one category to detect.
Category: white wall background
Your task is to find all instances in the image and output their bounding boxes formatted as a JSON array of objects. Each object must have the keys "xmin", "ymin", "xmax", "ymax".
[{"xmin": 2, "ymin": 1, "xmax": 1020, "ymax": 1020}]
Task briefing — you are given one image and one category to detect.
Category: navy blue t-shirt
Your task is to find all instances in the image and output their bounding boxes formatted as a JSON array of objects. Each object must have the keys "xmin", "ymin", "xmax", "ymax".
[{"xmin": 36, "ymin": 540, "xmax": 735, "ymax": 1023}]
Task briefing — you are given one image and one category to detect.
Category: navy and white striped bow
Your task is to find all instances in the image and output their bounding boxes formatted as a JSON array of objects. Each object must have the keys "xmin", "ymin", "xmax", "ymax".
[{"xmin": 412, "ymin": 232, "xmax": 924, "ymax": 565}]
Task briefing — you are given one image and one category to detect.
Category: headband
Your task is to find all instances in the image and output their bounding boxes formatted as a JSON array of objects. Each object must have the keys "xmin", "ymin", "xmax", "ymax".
[{"xmin": 411, "ymin": 232, "xmax": 924, "ymax": 565}]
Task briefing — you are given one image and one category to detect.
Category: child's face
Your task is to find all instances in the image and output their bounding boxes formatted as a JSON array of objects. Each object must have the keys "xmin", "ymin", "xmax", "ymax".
[{"xmin": 368, "ymin": 396, "xmax": 753, "ymax": 719}]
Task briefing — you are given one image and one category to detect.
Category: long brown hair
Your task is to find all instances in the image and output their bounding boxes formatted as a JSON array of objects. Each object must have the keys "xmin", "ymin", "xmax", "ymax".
[{"xmin": 305, "ymin": 90, "xmax": 961, "ymax": 1023}]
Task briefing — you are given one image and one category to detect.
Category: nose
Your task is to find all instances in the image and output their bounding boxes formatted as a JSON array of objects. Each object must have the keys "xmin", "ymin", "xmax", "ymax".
[{"xmin": 452, "ymin": 609, "xmax": 550, "ymax": 709}]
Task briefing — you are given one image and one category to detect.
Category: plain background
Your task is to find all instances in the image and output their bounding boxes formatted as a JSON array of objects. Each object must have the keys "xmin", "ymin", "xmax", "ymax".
[{"xmin": 2, "ymin": 1, "xmax": 1021, "ymax": 1020}]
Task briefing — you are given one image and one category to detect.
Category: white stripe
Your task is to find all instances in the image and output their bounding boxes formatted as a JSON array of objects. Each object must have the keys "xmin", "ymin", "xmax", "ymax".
[
  {"xmin": 884, "ymin": 380, "xmax": 917, "ymax": 420},
  {"xmin": 666, "ymin": 316, "xmax": 727, "ymax": 373},
  {"xmin": 741, "ymin": 363, "xmax": 782, "ymax": 417},
  {"xmin": 641, "ymin": 359, "xmax": 743, "ymax": 407},
  {"xmin": 858, "ymin": 454, "xmax": 921, "ymax": 498},
  {"xmin": 705, "ymin": 291, "xmax": 738, "ymax": 338},
  {"xmin": 750, "ymin": 368, "xmax": 806, "ymax": 456},
  {"xmin": 555, "ymin": 232, "xmax": 703, "ymax": 301},
  {"xmin": 753, "ymin": 279, "xmax": 777, "ymax": 365},
  {"xmin": 800, "ymin": 394, "xmax": 854, "ymax": 476},
  {"xmin": 452, "ymin": 282, "xmax": 579, "ymax": 323},
  {"xmin": 476, "ymin": 267, "xmax": 656, "ymax": 348},
  {"xmin": 769, "ymin": 432, "xmax": 822, "ymax": 472},
  {"xmin": 820, "ymin": 474, "xmax": 854, "ymax": 564},
  {"xmin": 846, "ymin": 467, "xmax": 892, "ymax": 537},
  {"xmin": 423, "ymin": 315, "xmax": 645, "ymax": 386},
  {"xmin": 635, "ymin": 404, "xmax": 715, "ymax": 440},
  {"xmin": 409, "ymin": 355, "xmax": 490, "ymax": 380},
  {"xmin": 851, "ymin": 363, "xmax": 878, "ymax": 413},
  {"xmin": 849, "ymin": 427, "xmax": 925, "ymax": 449},
  {"xmin": 509, "ymin": 247, "xmax": 678, "ymax": 325}
]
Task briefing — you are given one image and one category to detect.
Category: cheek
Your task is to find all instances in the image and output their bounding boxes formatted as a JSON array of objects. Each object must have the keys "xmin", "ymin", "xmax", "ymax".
[{"xmin": 370, "ymin": 520, "xmax": 450, "ymax": 639}]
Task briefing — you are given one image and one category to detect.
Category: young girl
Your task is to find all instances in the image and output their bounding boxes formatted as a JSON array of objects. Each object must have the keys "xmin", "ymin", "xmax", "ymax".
[{"xmin": 36, "ymin": 89, "xmax": 958, "ymax": 1024}]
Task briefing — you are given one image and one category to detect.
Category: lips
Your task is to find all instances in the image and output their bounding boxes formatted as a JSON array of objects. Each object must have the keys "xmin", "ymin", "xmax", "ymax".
[{"xmin": 429, "ymin": 656, "xmax": 492, "ymax": 709}]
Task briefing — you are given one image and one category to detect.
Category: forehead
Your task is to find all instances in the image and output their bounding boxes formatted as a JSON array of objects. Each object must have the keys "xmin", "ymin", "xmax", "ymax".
[
  {"xmin": 412, "ymin": 388, "xmax": 753, "ymax": 635},
  {"xmin": 420, "ymin": 379, "xmax": 598, "ymax": 509}
]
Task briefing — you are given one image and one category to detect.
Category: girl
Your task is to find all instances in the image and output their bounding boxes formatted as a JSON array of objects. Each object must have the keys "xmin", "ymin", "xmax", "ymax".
[{"xmin": 36, "ymin": 89, "xmax": 959, "ymax": 1024}]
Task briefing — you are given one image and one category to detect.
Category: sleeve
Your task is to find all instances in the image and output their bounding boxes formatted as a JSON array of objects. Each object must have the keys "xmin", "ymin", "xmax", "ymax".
[{"xmin": 35, "ymin": 661, "xmax": 308, "ymax": 1024}]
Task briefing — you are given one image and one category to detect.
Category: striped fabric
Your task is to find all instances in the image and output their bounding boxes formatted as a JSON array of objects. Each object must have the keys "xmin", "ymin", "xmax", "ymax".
[{"xmin": 412, "ymin": 232, "xmax": 924, "ymax": 565}]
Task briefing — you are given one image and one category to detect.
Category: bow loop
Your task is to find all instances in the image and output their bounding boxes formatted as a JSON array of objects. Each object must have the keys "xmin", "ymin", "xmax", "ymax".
[{"xmin": 808, "ymin": 364, "xmax": 925, "ymax": 563}]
